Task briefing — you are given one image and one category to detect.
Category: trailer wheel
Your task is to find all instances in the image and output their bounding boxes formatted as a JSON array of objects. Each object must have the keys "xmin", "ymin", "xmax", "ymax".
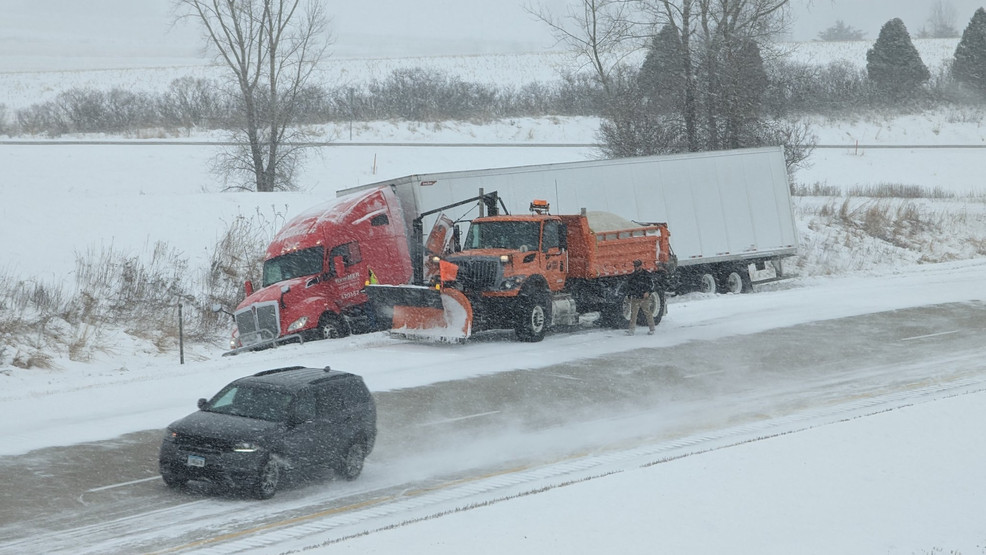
[
  {"xmin": 317, "ymin": 313, "xmax": 351, "ymax": 340},
  {"xmin": 515, "ymin": 291, "xmax": 548, "ymax": 342},
  {"xmin": 721, "ymin": 267, "xmax": 753, "ymax": 294},
  {"xmin": 699, "ymin": 273, "xmax": 717, "ymax": 294}
]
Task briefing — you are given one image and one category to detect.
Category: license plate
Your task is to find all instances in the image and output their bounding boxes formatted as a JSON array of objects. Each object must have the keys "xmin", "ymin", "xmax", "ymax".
[{"xmin": 186, "ymin": 454, "xmax": 206, "ymax": 468}]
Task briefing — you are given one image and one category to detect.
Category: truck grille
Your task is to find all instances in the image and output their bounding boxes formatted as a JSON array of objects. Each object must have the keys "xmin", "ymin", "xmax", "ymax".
[
  {"xmin": 453, "ymin": 259, "xmax": 501, "ymax": 290},
  {"xmin": 235, "ymin": 302, "xmax": 280, "ymax": 347}
]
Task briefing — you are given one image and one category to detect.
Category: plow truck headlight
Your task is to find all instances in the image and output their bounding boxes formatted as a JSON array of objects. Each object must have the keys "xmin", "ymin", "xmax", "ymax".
[
  {"xmin": 501, "ymin": 275, "xmax": 527, "ymax": 290},
  {"xmin": 500, "ymin": 255, "xmax": 510, "ymax": 263},
  {"xmin": 287, "ymin": 316, "xmax": 309, "ymax": 332}
]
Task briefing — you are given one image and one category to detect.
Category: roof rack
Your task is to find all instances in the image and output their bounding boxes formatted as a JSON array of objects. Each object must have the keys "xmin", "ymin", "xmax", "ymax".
[{"xmin": 253, "ymin": 365, "xmax": 306, "ymax": 377}]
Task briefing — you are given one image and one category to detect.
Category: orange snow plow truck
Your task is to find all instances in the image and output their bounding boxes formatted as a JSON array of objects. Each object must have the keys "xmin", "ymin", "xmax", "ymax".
[{"xmin": 364, "ymin": 199, "xmax": 676, "ymax": 342}]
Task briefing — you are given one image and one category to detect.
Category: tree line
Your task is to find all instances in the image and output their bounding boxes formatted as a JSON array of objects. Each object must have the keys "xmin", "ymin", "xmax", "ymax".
[{"xmin": 4, "ymin": 2, "xmax": 986, "ymax": 190}]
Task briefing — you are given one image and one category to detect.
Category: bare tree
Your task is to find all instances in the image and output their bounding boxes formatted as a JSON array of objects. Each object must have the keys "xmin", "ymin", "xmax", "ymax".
[
  {"xmin": 176, "ymin": 0, "xmax": 330, "ymax": 192},
  {"xmin": 920, "ymin": 0, "xmax": 959, "ymax": 39},
  {"xmin": 526, "ymin": 0, "xmax": 640, "ymax": 96}
]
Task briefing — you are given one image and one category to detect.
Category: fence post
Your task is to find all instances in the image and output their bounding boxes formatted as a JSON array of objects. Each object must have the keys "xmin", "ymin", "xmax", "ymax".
[{"xmin": 178, "ymin": 303, "xmax": 185, "ymax": 365}]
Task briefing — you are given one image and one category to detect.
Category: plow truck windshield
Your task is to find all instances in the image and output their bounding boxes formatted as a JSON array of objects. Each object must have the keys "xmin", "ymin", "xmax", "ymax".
[{"xmin": 464, "ymin": 221, "xmax": 539, "ymax": 250}]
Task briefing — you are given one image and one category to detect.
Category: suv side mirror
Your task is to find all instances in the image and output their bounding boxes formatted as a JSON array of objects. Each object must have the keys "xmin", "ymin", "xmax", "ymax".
[{"xmin": 197, "ymin": 398, "xmax": 208, "ymax": 410}]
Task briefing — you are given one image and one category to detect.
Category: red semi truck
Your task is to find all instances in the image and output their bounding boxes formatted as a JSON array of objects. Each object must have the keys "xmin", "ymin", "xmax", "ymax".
[{"xmin": 227, "ymin": 186, "xmax": 415, "ymax": 352}]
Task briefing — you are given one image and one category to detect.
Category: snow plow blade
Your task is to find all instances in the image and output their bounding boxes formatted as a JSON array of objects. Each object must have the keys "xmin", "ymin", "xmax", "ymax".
[{"xmin": 364, "ymin": 284, "xmax": 473, "ymax": 342}]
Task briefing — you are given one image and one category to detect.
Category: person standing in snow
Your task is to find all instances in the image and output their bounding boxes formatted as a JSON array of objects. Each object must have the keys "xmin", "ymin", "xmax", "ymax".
[{"xmin": 626, "ymin": 259, "xmax": 656, "ymax": 336}]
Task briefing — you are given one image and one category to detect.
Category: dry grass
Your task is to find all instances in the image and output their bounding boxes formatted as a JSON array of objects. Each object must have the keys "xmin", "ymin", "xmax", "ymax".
[
  {"xmin": 0, "ymin": 207, "xmax": 282, "ymax": 369},
  {"xmin": 793, "ymin": 191, "xmax": 986, "ymax": 277}
]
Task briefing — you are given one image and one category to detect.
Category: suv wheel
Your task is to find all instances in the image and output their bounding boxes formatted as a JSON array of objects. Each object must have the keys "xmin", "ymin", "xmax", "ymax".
[
  {"xmin": 161, "ymin": 470, "xmax": 187, "ymax": 489},
  {"xmin": 254, "ymin": 457, "xmax": 280, "ymax": 499},
  {"xmin": 338, "ymin": 441, "xmax": 367, "ymax": 481}
]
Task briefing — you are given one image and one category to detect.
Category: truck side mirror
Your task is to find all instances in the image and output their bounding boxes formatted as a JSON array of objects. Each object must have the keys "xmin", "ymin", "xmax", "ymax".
[
  {"xmin": 244, "ymin": 280, "xmax": 254, "ymax": 296},
  {"xmin": 452, "ymin": 225, "xmax": 462, "ymax": 252}
]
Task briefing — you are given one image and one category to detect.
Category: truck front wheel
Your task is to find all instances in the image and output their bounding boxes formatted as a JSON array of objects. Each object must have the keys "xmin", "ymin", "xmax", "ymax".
[
  {"xmin": 316, "ymin": 313, "xmax": 351, "ymax": 340},
  {"xmin": 515, "ymin": 293, "xmax": 548, "ymax": 342}
]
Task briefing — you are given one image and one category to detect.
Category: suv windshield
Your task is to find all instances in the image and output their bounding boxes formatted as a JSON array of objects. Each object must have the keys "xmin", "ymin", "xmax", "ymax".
[
  {"xmin": 262, "ymin": 246, "xmax": 324, "ymax": 287},
  {"xmin": 205, "ymin": 383, "xmax": 294, "ymax": 422},
  {"xmin": 463, "ymin": 221, "xmax": 540, "ymax": 250}
]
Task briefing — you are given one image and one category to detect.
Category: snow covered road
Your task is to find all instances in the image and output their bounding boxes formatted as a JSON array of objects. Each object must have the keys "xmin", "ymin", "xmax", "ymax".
[{"xmin": 1, "ymin": 263, "xmax": 984, "ymax": 553}]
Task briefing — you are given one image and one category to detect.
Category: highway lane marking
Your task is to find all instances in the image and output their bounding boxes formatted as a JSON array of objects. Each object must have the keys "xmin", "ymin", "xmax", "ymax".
[
  {"xmin": 86, "ymin": 476, "xmax": 161, "ymax": 493},
  {"xmin": 542, "ymin": 372, "xmax": 582, "ymax": 381},
  {"xmin": 419, "ymin": 410, "xmax": 501, "ymax": 427},
  {"xmin": 900, "ymin": 330, "xmax": 960, "ymax": 342},
  {"xmin": 682, "ymin": 370, "xmax": 726, "ymax": 379}
]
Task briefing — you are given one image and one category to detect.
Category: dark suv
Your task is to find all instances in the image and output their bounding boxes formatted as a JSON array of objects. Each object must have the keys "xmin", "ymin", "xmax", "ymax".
[{"xmin": 159, "ymin": 366, "xmax": 377, "ymax": 499}]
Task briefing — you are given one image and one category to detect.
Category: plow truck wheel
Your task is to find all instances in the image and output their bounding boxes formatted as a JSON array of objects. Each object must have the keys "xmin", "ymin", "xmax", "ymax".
[
  {"xmin": 515, "ymin": 290, "xmax": 549, "ymax": 342},
  {"xmin": 638, "ymin": 288, "xmax": 666, "ymax": 327},
  {"xmin": 600, "ymin": 283, "xmax": 631, "ymax": 329}
]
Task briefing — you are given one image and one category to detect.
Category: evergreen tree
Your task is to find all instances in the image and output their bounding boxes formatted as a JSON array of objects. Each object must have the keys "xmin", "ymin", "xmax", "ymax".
[
  {"xmin": 866, "ymin": 18, "xmax": 930, "ymax": 101},
  {"xmin": 953, "ymin": 7, "xmax": 986, "ymax": 93},
  {"xmin": 638, "ymin": 25, "xmax": 686, "ymax": 115},
  {"xmin": 721, "ymin": 39, "xmax": 769, "ymax": 148}
]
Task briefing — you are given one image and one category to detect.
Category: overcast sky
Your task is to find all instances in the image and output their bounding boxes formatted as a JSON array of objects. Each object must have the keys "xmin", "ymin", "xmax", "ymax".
[
  {"xmin": 1, "ymin": 0, "xmax": 982, "ymax": 67},
  {"xmin": 792, "ymin": 0, "xmax": 985, "ymax": 41}
]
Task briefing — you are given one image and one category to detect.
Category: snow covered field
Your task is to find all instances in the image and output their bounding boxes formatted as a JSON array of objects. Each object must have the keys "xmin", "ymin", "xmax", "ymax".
[{"xmin": 2, "ymin": 29, "xmax": 986, "ymax": 555}]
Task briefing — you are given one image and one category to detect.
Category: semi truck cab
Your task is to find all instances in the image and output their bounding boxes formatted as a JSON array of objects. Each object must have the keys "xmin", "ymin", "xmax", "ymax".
[{"xmin": 227, "ymin": 186, "xmax": 413, "ymax": 353}]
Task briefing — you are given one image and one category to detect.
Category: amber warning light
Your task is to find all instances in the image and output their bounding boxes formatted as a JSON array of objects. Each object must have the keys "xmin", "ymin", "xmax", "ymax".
[{"xmin": 530, "ymin": 199, "xmax": 550, "ymax": 214}]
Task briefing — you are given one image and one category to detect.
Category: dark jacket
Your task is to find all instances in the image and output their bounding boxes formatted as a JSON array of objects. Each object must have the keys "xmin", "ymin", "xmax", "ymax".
[{"xmin": 626, "ymin": 268, "xmax": 654, "ymax": 299}]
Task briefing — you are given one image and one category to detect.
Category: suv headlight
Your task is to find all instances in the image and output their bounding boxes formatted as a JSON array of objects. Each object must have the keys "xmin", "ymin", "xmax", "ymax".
[
  {"xmin": 163, "ymin": 429, "xmax": 178, "ymax": 442},
  {"xmin": 287, "ymin": 316, "xmax": 309, "ymax": 332},
  {"xmin": 232, "ymin": 441, "xmax": 261, "ymax": 453}
]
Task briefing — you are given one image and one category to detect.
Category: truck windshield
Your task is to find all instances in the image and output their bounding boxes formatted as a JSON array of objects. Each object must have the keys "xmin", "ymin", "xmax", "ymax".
[
  {"xmin": 262, "ymin": 246, "xmax": 324, "ymax": 287},
  {"xmin": 464, "ymin": 221, "xmax": 540, "ymax": 251}
]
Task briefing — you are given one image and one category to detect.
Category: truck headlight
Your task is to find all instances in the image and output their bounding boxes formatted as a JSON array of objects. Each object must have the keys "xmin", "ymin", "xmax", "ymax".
[
  {"xmin": 287, "ymin": 316, "xmax": 309, "ymax": 332},
  {"xmin": 501, "ymin": 275, "xmax": 526, "ymax": 290}
]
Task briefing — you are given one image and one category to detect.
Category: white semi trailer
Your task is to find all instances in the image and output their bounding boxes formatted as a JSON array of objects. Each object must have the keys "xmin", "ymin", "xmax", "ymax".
[{"xmin": 339, "ymin": 146, "xmax": 798, "ymax": 295}]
